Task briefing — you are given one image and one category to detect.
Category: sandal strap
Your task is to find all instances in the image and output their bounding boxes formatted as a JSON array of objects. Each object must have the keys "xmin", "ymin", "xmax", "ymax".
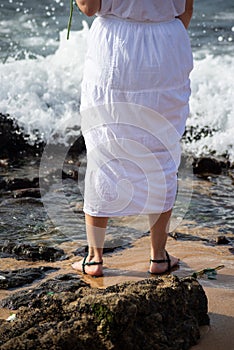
[
  {"xmin": 82, "ymin": 255, "xmax": 88, "ymax": 274},
  {"xmin": 150, "ymin": 251, "xmax": 171, "ymax": 271},
  {"xmin": 82, "ymin": 254, "xmax": 103, "ymax": 274},
  {"xmin": 85, "ymin": 261, "xmax": 103, "ymax": 266}
]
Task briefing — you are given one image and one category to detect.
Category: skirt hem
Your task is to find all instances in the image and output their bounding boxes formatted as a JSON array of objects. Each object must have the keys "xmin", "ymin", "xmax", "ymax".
[{"xmin": 83, "ymin": 206, "xmax": 174, "ymax": 217}]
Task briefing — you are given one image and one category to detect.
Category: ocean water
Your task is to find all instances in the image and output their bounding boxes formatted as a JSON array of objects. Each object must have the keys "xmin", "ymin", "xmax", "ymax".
[{"xmin": 0, "ymin": 0, "xmax": 234, "ymax": 160}]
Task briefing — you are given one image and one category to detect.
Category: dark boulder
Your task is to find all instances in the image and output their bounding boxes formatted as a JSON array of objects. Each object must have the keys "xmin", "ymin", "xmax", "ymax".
[
  {"xmin": 0, "ymin": 177, "xmax": 39, "ymax": 191},
  {"xmin": 1, "ymin": 273, "xmax": 89, "ymax": 309},
  {"xmin": 0, "ymin": 275, "xmax": 209, "ymax": 350},
  {"xmin": 13, "ymin": 188, "xmax": 42, "ymax": 198},
  {"xmin": 193, "ymin": 157, "xmax": 222, "ymax": 177},
  {"xmin": 0, "ymin": 241, "xmax": 67, "ymax": 262},
  {"xmin": 0, "ymin": 113, "xmax": 86, "ymax": 162},
  {"xmin": 0, "ymin": 266, "xmax": 59, "ymax": 289},
  {"xmin": 228, "ymin": 170, "xmax": 234, "ymax": 184},
  {"xmin": 216, "ymin": 236, "xmax": 230, "ymax": 245},
  {"xmin": 0, "ymin": 113, "xmax": 44, "ymax": 160},
  {"xmin": 68, "ymin": 134, "xmax": 86, "ymax": 157}
]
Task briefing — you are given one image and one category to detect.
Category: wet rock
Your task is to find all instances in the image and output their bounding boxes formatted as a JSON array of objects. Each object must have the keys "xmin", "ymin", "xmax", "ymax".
[
  {"xmin": 68, "ymin": 133, "xmax": 86, "ymax": 156},
  {"xmin": 62, "ymin": 169, "xmax": 78, "ymax": 181},
  {"xmin": 183, "ymin": 125, "xmax": 218, "ymax": 143},
  {"xmin": 169, "ymin": 231, "xmax": 209, "ymax": 242},
  {"xmin": 0, "ymin": 267, "xmax": 59, "ymax": 289},
  {"xmin": 73, "ymin": 242, "xmax": 132, "ymax": 257},
  {"xmin": 73, "ymin": 227, "xmax": 137, "ymax": 257},
  {"xmin": 37, "ymin": 169, "xmax": 79, "ymax": 193},
  {"xmin": 0, "ymin": 159, "xmax": 9, "ymax": 167},
  {"xmin": 0, "ymin": 113, "xmax": 45, "ymax": 160},
  {"xmin": 0, "ymin": 241, "xmax": 67, "ymax": 262},
  {"xmin": 1, "ymin": 273, "xmax": 89, "ymax": 309},
  {"xmin": 0, "ymin": 197, "xmax": 42, "ymax": 209},
  {"xmin": 0, "ymin": 177, "xmax": 39, "ymax": 191},
  {"xmin": 0, "ymin": 276, "xmax": 209, "ymax": 350},
  {"xmin": 193, "ymin": 157, "xmax": 222, "ymax": 177},
  {"xmin": 13, "ymin": 188, "xmax": 42, "ymax": 198},
  {"xmin": 0, "ymin": 176, "xmax": 6, "ymax": 190},
  {"xmin": 216, "ymin": 236, "xmax": 230, "ymax": 245},
  {"xmin": 228, "ymin": 170, "xmax": 234, "ymax": 185}
]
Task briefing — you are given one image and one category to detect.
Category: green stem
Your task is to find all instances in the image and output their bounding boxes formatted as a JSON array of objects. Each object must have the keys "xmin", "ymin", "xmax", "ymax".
[
  {"xmin": 67, "ymin": 0, "xmax": 74, "ymax": 40},
  {"xmin": 192, "ymin": 265, "xmax": 225, "ymax": 279}
]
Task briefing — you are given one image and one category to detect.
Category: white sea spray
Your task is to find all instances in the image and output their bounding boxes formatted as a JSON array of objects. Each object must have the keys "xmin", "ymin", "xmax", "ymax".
[
  {"xmin": 0, "ymin": 23, "xmax": 89, "ymax": 145},
  {"xmin": 186, "ymin": 53, "xmax": 234, "ymax": 161}
]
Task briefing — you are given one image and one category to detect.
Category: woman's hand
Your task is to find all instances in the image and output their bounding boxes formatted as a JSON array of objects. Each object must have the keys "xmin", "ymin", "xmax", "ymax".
[
  {"xmin": 177, "ymin": 0, "xmax": 194, "ymax": 29},
  {"xmin": 75, "ymin": 0, "xmax": 101, "ymax": 17}
]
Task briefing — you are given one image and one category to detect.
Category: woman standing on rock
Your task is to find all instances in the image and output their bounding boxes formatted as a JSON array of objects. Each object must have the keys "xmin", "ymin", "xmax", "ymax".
[{"xmin": 72, "ymin": 0, "xmax": 194, "ymax": 277}]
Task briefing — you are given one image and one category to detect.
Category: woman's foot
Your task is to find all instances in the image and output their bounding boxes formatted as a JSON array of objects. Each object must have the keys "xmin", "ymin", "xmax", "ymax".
[
  {"xmin": 72, "ymin": 255, "xmax": 103, "ymax": 277},
  {"xmin": 149, "ymin": 251, "xmax": 179, "ymax": 275}
]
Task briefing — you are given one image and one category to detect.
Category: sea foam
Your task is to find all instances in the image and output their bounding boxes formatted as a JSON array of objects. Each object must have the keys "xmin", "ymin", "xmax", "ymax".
[
  {"xmin": 187, "ymin": 53, "xmax": 234, "ymax": 161},
  {"xmin": 0, "ymin": 22, "xmax": 89, "ymax": 145}
]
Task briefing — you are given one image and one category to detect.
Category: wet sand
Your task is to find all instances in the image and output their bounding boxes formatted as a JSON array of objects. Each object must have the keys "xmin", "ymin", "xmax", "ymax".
[{"xmin": 0, "ymin": 227, "xmax": 233, "ymax": 349}]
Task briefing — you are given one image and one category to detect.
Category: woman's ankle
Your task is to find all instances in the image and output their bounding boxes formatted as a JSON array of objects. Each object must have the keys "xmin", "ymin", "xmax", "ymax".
[{"xmin": 150, "ymin": 248, "xmax": 167, "ymax": 261}]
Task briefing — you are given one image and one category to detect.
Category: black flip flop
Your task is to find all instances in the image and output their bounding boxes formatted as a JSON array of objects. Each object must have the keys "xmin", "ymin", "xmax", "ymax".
[
  {"xmin": 149, "ymin": 250, "xmax": 173, "ymax": 275},
  {"xmin": 82, "ymin": 254, "xmax": 103, "ymax": 276}
]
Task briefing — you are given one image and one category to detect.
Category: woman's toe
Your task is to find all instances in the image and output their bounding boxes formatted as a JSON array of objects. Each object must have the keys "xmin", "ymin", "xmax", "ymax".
[{"xmin": 71, "ymin": 260, "xmax": 83, "ymax": 272}]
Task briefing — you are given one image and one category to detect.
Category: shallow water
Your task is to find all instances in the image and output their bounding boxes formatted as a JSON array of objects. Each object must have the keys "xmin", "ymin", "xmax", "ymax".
[
  {"xmin": 0, "ymin": 156, "xmax": 233, "ymax": 247},
  {"xmin": 182, "ymin": 175, "xmax": 234, "ymax": 233}
]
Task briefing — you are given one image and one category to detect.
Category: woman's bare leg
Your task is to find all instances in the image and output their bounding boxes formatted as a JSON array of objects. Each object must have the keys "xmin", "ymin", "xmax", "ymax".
[
  {"xmin": 72, "ymin": 214, "xmax": 108, "ymax": 276},
  {"xmin": 148, "ymin": 210, "xmax": 179, "ymax": 274}
]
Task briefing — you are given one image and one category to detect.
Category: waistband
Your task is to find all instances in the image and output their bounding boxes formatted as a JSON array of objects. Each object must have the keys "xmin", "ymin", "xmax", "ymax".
[{"xmin": 98, "ymin": 14, "xmax": 176, "ymax": 25}]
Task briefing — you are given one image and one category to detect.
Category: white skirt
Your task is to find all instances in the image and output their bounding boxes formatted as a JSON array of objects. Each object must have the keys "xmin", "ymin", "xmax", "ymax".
[{"xmin": 80, "ymin": 16, "xmax": 193, "ymax": 217}]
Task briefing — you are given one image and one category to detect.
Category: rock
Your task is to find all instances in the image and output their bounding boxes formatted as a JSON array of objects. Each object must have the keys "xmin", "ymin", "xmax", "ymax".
[
  {"xmin": 228, "ymin": 170, "xmax": 234, "ymax": 185},
  {"xmin": 0, "ymin": 113, "xmax": 85, "ymax": 163},
  {"xmin": 0, "ymin": 159, "xmax": 9, "ymax": 167},
  {"xmin": 62, "ymin": 170, "xmax": 79, "ymax": 181},
  {"xmin": 193, "ymin": 157, "xmax": 222, "ymax": 177},
  {"xmin": 216, "ymin": 236, "xmax": 230, "ymax": 245},
  {"xmin": 183, "ymin": 125, "xmax": 217, "ymax": 143},
  {"xmin": 0, "ymin": 267, "xmax": 59, "ymax": 289},
  {"xmin": 0, "ymin": 276, "xmax": 209, "ymax": 350},
  {"xmin": 0, "ymin": 177, "xmax": 39, "ymax": 191},
  {"xmin": 1, "ymin": 273, "xmax": 89, "ymax": 309},
  {"xmin": 73, "ymin": 242, "xmax": 132, "ymax": 257},
  {"xmin": 13, "ymin": 188, "xmax": 42, "ymax": 198},
  {"xmin": 68, "ymin": 134, "xmax": 86, "ymax": 157},
  {"xmin": 0, "ymin": 113, "xmax": 45, "ymax": 160},
  {"xmin": 42, "ymin": 168, "xmax": 76, "ymax": 181},
  {"xmin": 169, "ymin": 231, "xmax": 209, "ymax": 242},
  {"xmin": 0, "ymin": 241, "xmax": 67, "ymax": 262}
]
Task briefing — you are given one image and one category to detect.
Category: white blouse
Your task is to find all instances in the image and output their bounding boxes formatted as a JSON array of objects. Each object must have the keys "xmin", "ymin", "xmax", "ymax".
[{"xmin": 98, "ymin": 0, "xmax": 186, "ymax": 22}]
